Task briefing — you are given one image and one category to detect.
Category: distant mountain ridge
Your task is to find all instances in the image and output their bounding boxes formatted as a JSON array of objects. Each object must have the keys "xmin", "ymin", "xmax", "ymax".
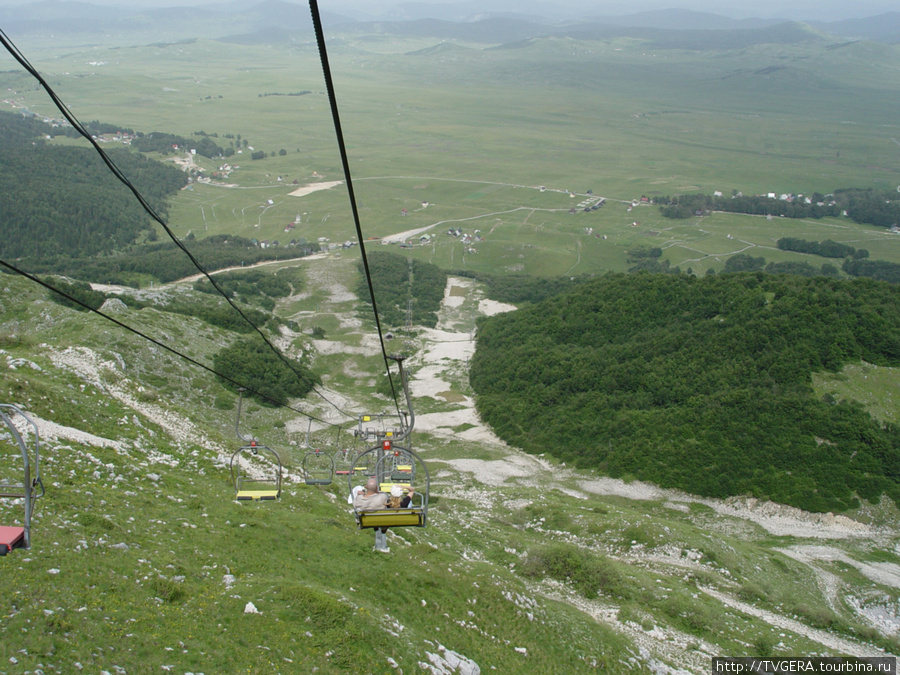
[
  {"xmin": 809, "ymin": 12, "xmax": 900, "ymax": 43},
  {"xmin": 3, "ymin": 1, "xmax": 898, "ymax": 45},
  {"xmin": 2, "ymin": 0, "xmax": 351, "ymax": 41}
]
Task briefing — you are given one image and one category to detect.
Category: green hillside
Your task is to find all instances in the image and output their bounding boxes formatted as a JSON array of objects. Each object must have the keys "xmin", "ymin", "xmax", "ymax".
[
  {"xmin": 2, "ymin": 263, "xmax": 898, "ymax": 673},
  {"xmin": 0, "ymin": 111, "xmax": 186, "ymax": 261},
  {"xmin": 3, "ymin": 25, "xmax": 900, "ymax": 282}
]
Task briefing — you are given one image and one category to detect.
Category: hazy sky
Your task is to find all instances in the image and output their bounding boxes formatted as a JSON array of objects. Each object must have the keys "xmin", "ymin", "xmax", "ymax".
[{"xmin": 0, "ymin": 0, "xmax": 894, "ymax": 22}]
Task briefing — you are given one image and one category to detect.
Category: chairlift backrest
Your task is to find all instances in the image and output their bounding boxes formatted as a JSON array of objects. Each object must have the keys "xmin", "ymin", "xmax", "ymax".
[
  {"xmin": 302, "ymin": 447, "xmax": 334, "ymax": 486},
  {"xmin": 230, "ymin": 442, "xmax": 282, "ymax": 501},
  {"xmin": 0, "ymin": 404, "xmax": 44, "ymax": 553}
]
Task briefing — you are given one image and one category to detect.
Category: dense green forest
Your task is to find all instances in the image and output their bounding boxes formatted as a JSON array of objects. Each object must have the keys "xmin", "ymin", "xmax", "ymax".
[
  {"xmin": 776, "ymin": 237, "xmax": 868, "ymax": 260},
  {"xmin": 658, "ymin": 189, "xmax": 900, "ymax": 228},
  {"xmin": 842, "ymin": 259, "xmax": 900, "ymax": 285},
  {"xmin": 0, "ymin": 112, "xmax": 313, "ymax": 285},
  {"xmin": 359, "ymin": 251, "xmax": 447, "ymax": 328},
  {"xmin": 470, "ymin": 272, "xmax": 900, "ymax": 513},
  {"xmin": 213, "ymin": 337, "xmax": 319, "ymax": 406},
  {"xmin": 0, "ymin": 111, "xmax": 186, "ymax": 260}
]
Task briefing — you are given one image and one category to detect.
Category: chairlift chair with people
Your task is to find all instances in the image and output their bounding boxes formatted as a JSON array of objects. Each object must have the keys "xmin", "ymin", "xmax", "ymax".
[
  {"xmin": 349, "ymin": 357, "xmax": 429, "ymax": 530},
  {"xmin": 350, "ymin": 442, "xmax": 429, "ymax": 529}
]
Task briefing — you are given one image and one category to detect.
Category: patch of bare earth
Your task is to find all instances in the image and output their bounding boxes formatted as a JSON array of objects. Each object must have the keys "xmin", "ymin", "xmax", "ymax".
[{"xmin": 48, "ymin": 346, "xmax": 221, "ymax": 454}]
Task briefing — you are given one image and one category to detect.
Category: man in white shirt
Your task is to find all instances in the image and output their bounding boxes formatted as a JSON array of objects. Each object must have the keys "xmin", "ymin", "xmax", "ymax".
[{"xmin": 353, "ymin": 477, "xmax": 390, "ymax": 552}]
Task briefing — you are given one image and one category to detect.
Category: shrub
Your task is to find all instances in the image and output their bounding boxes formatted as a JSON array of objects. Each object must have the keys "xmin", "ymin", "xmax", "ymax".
[
  {"xmin": 79, "ymin": 513, "xmax": 119, "ymax": 532},
  {"xmin": 663, "ymin": 595, "xmax": 718, "ymax": 635},
  {"xmin": 148, "ymin": 576, "xmax": 186, "ymax": 604},
  {"xmin": 45, "ymin": 277, "xmax": 107, "ymax": 311},
  {"xmin": 737, "ymin": 582, "xmax": 769, "ymax": 603},
  {"xmin": 213, "ymin": 337, "xmax": 318, "ymax": 406},
  {"xmin": 521, "ymin": 542, "xmax": 625, "ymax": 599},
  {"xmin": 214, "ymin": 394, "xmax": 234, "ymax": 410},
  {"xmin": 621, "ymin": 524, "xmax": 655, "ymax": 547}
]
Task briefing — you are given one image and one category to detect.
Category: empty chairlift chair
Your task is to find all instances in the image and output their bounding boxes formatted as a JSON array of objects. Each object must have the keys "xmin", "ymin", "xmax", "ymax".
[
  {"xmin": 333, "ymin": 448, "xmax": 353, "ymax": 477},
  {"xmin": 384, "ymin": 449, "xmax": 415, "ymax": 491},
  {"xmin": 351, "ymin": 448, "xmax": 377, "ymax": 478},
  {"xmin": 302, "ymin": 448, "xmax": 334, "ymax": 486},
  {"xmin": 230, "ymin": 441, "xmax": 282, "ymax": 501},
  {"xmin": 0, "ymin": 404, "xmax": 45, "ymax": 555}
]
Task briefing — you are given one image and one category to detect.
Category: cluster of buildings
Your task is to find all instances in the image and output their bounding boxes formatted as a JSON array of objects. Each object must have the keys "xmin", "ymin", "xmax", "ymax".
[{"xmin": 448, "ymin": 228, "xmax": 484, "ymax": 254}]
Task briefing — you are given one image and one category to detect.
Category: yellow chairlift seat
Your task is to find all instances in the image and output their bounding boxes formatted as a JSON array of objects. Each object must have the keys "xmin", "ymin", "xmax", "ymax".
[
  {"xmin": 230, "ymin": 442, "xmax": 282, "ymax": 503},
  {"xmin": 236, "ymin": 489, "xmax": 280, "ymax": 501},
  {"xmin": 379, "ymin": 481, "xmax": 411, "ymax": 493},
  {"xmin": 357, "ymin": 508, "xmax": 425, "ymax": 529}
]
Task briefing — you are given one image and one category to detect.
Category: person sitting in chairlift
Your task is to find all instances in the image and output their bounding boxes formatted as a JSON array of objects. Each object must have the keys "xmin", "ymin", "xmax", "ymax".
[
  {"xmin": 354, "ymin": 477, "xmax": 387, "ymax": 511},
  {"xmin": 355, "ymin": 477, "xmax": 391, "ymax": 552},
  {"xmin": 387, "ymin": 484, "xmax": 414, "ymax": 509},
  {"xmin": 348, "ymin": 484, "xmax": 365, "ymax": 505}
]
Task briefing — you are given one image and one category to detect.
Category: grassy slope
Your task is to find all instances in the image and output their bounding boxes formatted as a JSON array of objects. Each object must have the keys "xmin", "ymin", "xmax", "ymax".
[
  {"xmin": 813, "ymin": 363, "xmax": 900, "ymax": 425},
  {"xmin": 2, "ymin": 263, "xmax": 899, "ymax": 672}
]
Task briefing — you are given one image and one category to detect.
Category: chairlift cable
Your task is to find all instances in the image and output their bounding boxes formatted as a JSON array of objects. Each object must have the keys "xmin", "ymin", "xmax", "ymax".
[
  {"xmin": 307, "ymin": 0, "xmax": 404, "ymax": 418},
  {"xmin": 0, "ymin": 27, "xmax": 322, "ymax": 414},
  {"xmin": 0, "ymin": 258, "xmax": 338, "ymax": 428},
  {"xmin": 0, "ymin": 25, "xmax": 399, "ymax": 456}
]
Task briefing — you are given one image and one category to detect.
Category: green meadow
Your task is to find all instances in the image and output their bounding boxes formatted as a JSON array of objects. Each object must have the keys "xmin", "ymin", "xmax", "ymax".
[{"xmin": 2, "ymin": 29, "xmax": 899, "ymax": 277}]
